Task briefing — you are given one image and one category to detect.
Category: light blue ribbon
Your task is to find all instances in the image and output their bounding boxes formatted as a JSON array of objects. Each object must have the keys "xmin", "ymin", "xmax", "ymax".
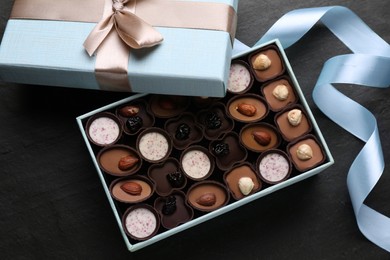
[{"xmin": 234, "ymin": 5, "xmax": 390, "ymax": 252}]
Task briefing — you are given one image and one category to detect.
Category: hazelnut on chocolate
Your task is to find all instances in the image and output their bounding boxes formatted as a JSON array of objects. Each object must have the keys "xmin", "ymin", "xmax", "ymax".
[
  {"xmin": 287, "ymin": 109, "xmax": 302, "ymax": 126},
  {"xmin": 252, "ymin": 54, "xmax": 271, "ymax": 71},
  {"xmin": 272, "ymin": 84, "xmax": 289, "ymax": 101},
  {"xmin": 296, "ymin": 143, "xmax": 313, "ymax": 160},
  {"xmin": 238, "ymin": 177, "xmax": 254, "ymax": 195}
]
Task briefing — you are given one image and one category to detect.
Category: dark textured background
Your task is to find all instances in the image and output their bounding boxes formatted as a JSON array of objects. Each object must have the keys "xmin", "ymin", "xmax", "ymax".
[{"xmin": 1, "ymin": 0, "xmax": 389, "ymax": 259}]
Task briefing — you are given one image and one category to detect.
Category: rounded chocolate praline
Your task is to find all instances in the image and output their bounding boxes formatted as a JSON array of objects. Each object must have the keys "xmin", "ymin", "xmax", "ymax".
[
  {"xmin": 249, "ymin": 45, "xmax": 284, "ymax": 82},
  {"xmin": 287, "ymin": 135, "xmax": 325, "ymax": 172},
  {"xmin": 256, "ymin": 149, "xmax": 292, "ymax": 184},
  {"xmin": 110, "ymin": 175, "xmax": 154, "ymax": 203},
  {"xmin": 224, "ymin": 163, "xmax": 262, "ymax": 200},
  {"xmin": 122, "ymin": 204, "xmax": 160, "ymax": 241},
  {"xmin": 240, "ymin": 123, "xmax": 281, "ymax": 152},
  {"xmin": 97, "ymin": 144, "xmax": 141, "ymax": 176},
  {"xmin": 227, "ymin": 60, "xmax": 253, "ymax": 94},
  {"xmin": 186, "ymin": 181, "xmax": 230, "ymax": 212},
  {"xmin": 136, "ymin": 127, "xmax": 172, "ymax": 163},
  {"xmin": 154, "ymin": 191, "xmax": 194, "ymax": 229},
  {"xmin": 275, "ymin": 105, "xmax": 312, "ymax": 142},
  {"xmin": 227, "ymin": 94, "xmax": 269, "ymax": 123},
  {"xmin": 262, "ymin": 77, "xmax": 297, "ymax": 112},
  {"xmin": 86, "ymin": 112, "xmax": 122, "ymax": 147},
  {"xmin": 180, "ymin": 146, "xmax": 215, "ymax": 181}
]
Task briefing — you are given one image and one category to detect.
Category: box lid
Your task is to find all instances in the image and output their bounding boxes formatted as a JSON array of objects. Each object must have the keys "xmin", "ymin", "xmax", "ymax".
[{"xmin": 0, "ymin": 0, "xmax": 238, "ymax": 97}]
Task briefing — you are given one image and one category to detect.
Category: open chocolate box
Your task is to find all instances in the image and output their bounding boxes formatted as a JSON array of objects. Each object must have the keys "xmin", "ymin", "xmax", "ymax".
[{"xmin": 77, "ymin": 39, "xmax": 334, "ymax": 252}]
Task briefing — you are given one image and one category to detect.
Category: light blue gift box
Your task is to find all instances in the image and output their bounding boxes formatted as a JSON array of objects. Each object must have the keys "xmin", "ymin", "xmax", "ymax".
[
  {"xmin": 76, "ymin": 39, "xmax": 334, "ymax": 252},
  {"xmin": 0, "ymin": 0, "xmax": 238, "ymax": 97}
]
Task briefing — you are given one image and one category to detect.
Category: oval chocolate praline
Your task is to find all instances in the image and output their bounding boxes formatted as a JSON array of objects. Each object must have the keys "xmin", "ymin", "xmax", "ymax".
[
  {"xmin": 97, "ymin": 145, "xmax": 142, "ymax": 176},
  {"xmin": 240, "ymin": 123, "xmax": 281, "ymax": 152},
  {"xmin": 227, "ymin": 94, "xmax": 269, "ymax": 123},
  {"xmin": 186, "ymin": 181, "xmax": 229, "ymax": 212},
  {"xmin": 110, "ymin": 176, "xmax": 154, "ymax": 203}
]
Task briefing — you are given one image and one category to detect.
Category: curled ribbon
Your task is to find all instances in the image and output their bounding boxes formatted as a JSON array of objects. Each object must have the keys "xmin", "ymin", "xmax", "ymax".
[
  {"xmin": 233, "ymin": 5, "xmax": 390, "ymax": 252},
  {"xmin": 83, "ymin": 0, "xmax": 163, "ymax": 56}
]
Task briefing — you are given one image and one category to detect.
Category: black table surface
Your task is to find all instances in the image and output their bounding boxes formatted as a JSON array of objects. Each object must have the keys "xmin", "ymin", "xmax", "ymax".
[{"xmin": 1, "ymin": 0, "xmax": 389, "ymax": 259}]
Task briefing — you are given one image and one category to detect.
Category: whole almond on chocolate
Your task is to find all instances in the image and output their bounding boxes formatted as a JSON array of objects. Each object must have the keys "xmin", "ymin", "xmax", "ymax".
[
  {"xmin": 252, "ymin": 131, "xmax": 271, "ymax": 146},
  {"xmin": 120, "ymin": 181, "xmax": 142, "ymax": 195},
  {"xmin": 196, "ymin": 192, "xmax": 216, "ymax": 206},
  {"xmin": 118, "ymin": 155, "xmax": 139, "ymax": 171},
  {"xmin": 237, "ymin": 103, "xmax": 257, "ymax": 117},
  {"xmin": 119, "ymin": 105, "xmax": 140, "ymax": 117}
]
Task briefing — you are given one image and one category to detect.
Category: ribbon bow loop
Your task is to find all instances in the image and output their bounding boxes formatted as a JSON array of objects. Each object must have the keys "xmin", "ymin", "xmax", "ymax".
[{"xmin": 83, "ymin": 0, "xmax": 163, "ymax": 56}]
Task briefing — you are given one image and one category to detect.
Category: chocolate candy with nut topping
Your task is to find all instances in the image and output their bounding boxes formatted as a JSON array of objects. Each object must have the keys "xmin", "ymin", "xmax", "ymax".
[
  {"xmin": 262, "ymin": 78, "xmax": 297, "ymax": 112},
  {"xmin": 250, "ymin": 46, "xmax": 284, "ymax": 82},
  {"xmin": 187, "ymin": 181, "xmax": 229, "ymax": 212},
  {"xmin": 275, "ymin": 105, "xmax": 311, "ymax": 141},
  {"xmin": 288, "ymin": 135, "xmax": 325, "ymax": 172},
  {"xmin": 227, "ymin": 94, "xmax": 268, "ymax": 123},
  {"xmin": 240, "ymin": 123, "xmax": 281, "ymax": 152}
]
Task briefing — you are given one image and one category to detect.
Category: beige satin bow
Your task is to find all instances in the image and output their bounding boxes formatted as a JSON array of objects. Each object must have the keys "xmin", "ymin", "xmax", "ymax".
[{"xmin": 83, "ymin": 0, "xmax": 164, "ymax": 56}]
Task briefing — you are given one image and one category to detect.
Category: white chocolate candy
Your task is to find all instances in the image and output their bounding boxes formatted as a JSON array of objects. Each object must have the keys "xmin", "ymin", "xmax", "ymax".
[
  {"xmin": 125, "ymin": 207, "xmax": 157, "ymax": 239},
  {"xmin": 181, "ymin": 150, "xmax": 211, "ymax": 179},
  {"xmin": 238, "ymin": 177, "xmax": 254, "ymax": 195},
  {"xmin": 296, "ymin": 143, "xmax": 313, "ymax": 160},
  {"xmin": 253, "ymin": 54, "xmax": 271, "ymax": 71},
  {"xmin": 259, "ymin": 153, "xmax": 290, "ymax": 183},
  {"xmin": 272, "ymin": 84, "xmax": 289, "ymax": 101},
  {"xmin": 88, "ymin": 117, "xmax": 120, "ymax": 145},
  {"xmin": 287, "ymin": 109, "xmax": 302, "ymax": 126},
  {"xmin": 138, "ymin": 132, "xmax": 169, "ymax": 161},
  {"xmin": 228, "ymin": 63, "xmax": 251, "ymax": 93}
]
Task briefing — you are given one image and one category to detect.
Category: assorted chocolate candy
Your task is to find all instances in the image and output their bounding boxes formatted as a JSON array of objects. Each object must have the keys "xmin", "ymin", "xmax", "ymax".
[{"xmin": 83, "ymin": 43, "xmax": 328, "ymax": 244}]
